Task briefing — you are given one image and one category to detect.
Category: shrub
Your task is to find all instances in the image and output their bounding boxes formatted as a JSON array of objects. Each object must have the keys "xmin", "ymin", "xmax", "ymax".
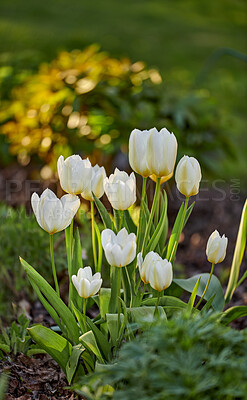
[
  {"xmin": 79, "ymin": 313, "xmax": 247, "ymax": 400},
  {"xmin": 0, "ymin": 46, "xmax": 234, "ymax": 177}
]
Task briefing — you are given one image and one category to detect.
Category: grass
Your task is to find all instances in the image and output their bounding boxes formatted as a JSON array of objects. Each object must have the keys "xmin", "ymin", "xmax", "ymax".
[{"xmin": 0, "ymin": 0, "xmax": 246, "ymax": 181}]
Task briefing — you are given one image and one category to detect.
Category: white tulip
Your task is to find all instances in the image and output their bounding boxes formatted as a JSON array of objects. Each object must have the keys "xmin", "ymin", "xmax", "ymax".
[
  {"xmin": 138, "ymin": 251, "xmax": 173, "ymax": 291},
  {"xmin": 206, "ymin": 230, "xmax": 228, "ymax": 264},
  {"xmin": 129, "ymin": 129, "xmax": 151, "ymax": 177},
  {"xmin": 104, "ymin": 168, "xmax": 136, "ymax": 210},
  {"xmin": 31, "ymin": 188, "xmax": 80, "ymax": 234},
  {"xmin": 137, "ymin": 251, "xmax": 158, "ymax": 284},
  {"xmin": 175, "ymin": 155, "xmax": 202, "ymax": 197},
  {"xmin": 147, "ymin": 128, "xmax": 177, "ymax": 181},
  {"xmin": 101, "ymin": 228, "xmax": 136, "ymax": 267},
  {"xmin": 72, "ymin": 267, "xmax": 102, "ymax": 298},
  {"xmin": 57, "ymin": 155, "xmax": 92, "ymax": 195},
  {"xmin": 81, "ymin": 164, "xmax": 106, "ymax": 201}
]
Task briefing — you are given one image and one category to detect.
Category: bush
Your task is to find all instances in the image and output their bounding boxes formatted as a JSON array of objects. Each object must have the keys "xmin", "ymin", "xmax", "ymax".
[
  {"xmin": 0, "ymin": 46, "xmax": 234, "ymax": 177},
  {"xmin": 79, "ymin": 313, "xmax": 247, "ymax": 400}
]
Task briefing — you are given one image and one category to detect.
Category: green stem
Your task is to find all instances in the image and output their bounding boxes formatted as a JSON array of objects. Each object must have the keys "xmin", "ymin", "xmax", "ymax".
[
  {"xmin": 117, "ymin": 268, "xmax": 121, "ymax": 335},
  {"xmin": 137, "ymin": 177, "xmax": 147, "ymax": 251},
  {"xmin": 154, "ymin": 291, "xmax": 161, "ymax": 316},
  {"xmin": 49, "ymin": 234, "xmax": 59, "ymax": 296},
  {"xmin": 119, "ymin": 210, "xmax": 123, "ymax": 231},
  {"xmin": 94, "ymin": 221, "xmax": 103, "ymax": 273},
  {"xmin": 169, "ymin": 196, "xmax": 189, "ymax": 263},
  {"xmin": 140, "ymin": 283, "xmax": 146, "ymax": 303},
  {"xmin": 142, "ymin": 177, "xmax": 161, "ymax": 253},
  {"xmin": 91, "ymin": 201, "xmax": 97, "ymax": 272},
  {"xmin": 124, "ymin": 266, "xmax": 133, "ymax": 307},
  {"xmin": 154, "ymin": 181, "xmax": 160, "ymax": 227},
  {"xmin": 83, "ymin": 298, "xmax": 87, "ymax": 332},
  {"xmin": 68, "ymin": 219, "xmax": 74, "ymax": 308},
  {"xmin": 196, "ymin": 264, "xmax": 215, "ymax": 309}
]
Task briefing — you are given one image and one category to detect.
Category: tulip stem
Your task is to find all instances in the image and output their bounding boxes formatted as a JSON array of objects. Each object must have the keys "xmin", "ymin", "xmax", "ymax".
[
  {"xmin": 49, "ymin": 234, "xmax": 59, "ymax": 296},
  {"xmin": 196, "ymin": 263, "xmax": 215, "ymax": 309},
  {"xmin": 83, "ymin": 298, "xmax": 87, "ymax": 332},
  {"xmin": 154, "ymin": 291, "xmax": 161, "ymax": 316},
  {"xmin": 169, "ymin": 196, "xmax": 189, "ymax": 263},
  {"xmin": 142, "ymin": 177, "xmax": 161, "ymax": 254},
  {"xmin": 137, "ymin": 177, "xmax": 147, "ymax": 252},
  {"xmin": 91, "ymin": 201, "xmax": 97, "ymax": 272},
  {"xmin": 117, "ymin": 268, "xmax": 121, "ymax": 335},
  {"xmin": 140, "ymin": 283, "xmax": 146, "ymax": 303}
]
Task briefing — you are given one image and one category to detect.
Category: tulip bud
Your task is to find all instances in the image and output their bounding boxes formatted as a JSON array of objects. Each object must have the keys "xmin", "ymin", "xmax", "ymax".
[
  {"xmin": 57, "ymin": 155, "xmax": 92, "ymax": 195},
  {"xmin": 206, "ymin": 230, "xmax": 228, "ymax": 264},
  {"xmin": 147, "ymin": 128, "xmax": 177, "ymax": 181},
  {"xmin": 101, "ymin": 228, "xmax": 136, "ymax": 267},
  {"xmin": 138, "ymin": 251, "xmax": 173, "ymax": 291},
  {"xmin": 72, "ymin": 267, "xmax": 102, "ymax": 298},
  {"xmin": 104, "ymin": 168, "xmax": 136, "ymax": 210},
  {"xmin": 81, "ymin": 164, "xmax": 106, "ymax": 201},
  {"xmin": 129, "ymin": 129, "xmax": 151, "ymax": 177},
  {"xmin": 175, "ymin": 155, "xmax": 202, "ymax": 197},
  {"xmin": 31, "ymin": 188, "xmax": 80, "ymax": 234}
]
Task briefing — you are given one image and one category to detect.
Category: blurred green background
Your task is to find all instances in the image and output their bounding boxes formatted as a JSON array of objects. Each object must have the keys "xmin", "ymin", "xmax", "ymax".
[{"xmin": 0, "ymin": 0, "xmax": 246, "ymax": 180}]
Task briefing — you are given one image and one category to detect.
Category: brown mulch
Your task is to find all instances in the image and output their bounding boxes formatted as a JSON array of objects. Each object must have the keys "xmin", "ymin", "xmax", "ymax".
[{"xmin": 0, "ymin": 354, "xmax": 83, "ymax": 400}]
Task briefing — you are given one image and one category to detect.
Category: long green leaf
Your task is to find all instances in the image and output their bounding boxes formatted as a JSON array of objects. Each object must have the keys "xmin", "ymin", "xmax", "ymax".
[
  {"xmin": 28, "ymin": 325, "xmax": 72, "ymax": 373},
  {"xmin": 79, "ymin": 330, "xmax": 105, "ymax": 364},
  {"xmin": 124, "ymin": 209, "xmax": 137, "ymax": 234},
  {"xmin": 106, "ymin": 313, "xmax": 124, "ymax": 346},
  {"xmin": 166, "ymin": 203, "xmax": 184, "ymax": 260},
  {"xmin": 146, "ymin": 190, "xmax": 168, "ymax": 253},
  {"xmin": 71, "ymin": 228, "xmax": 83, "ymax": 309},
  {"xmin": 187, "ymin": 276, "xmax": 201, "ymax": 311},
  {"xmin": 174, "ymin": 273, "xmax": 225, "ymax": 311},
  {"xmin": 225, "ymin": 199, "xmax": 247, "ymax": 302},
  {"xmin": 219, "ymin": 306, "xmax": 247, "ymax": 325},
  {"xmin": 93, "ymin": 194, "xmax": 115, "ymax": 231},
  {"xmin": 20, "ymin": 258, "xmax": 80, "ymax": 344},
  {"xmin": 66, "ymin": 344, "xmax": 85, "ymax": 384}
]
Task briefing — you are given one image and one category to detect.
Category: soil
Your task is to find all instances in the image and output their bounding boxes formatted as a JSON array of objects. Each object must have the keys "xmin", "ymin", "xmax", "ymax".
[{"xmin": 0, "ymin": 166, "xmax": 246, "ymax": 398}]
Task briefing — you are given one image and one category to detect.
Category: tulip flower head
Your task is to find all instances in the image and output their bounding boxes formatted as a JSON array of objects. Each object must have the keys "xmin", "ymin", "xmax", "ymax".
[
  {"xmin": 175, "ymin": 155, "xmax": 202, "ymax": 197},
  {"xmin": 72, "ymin": 267, "xmax": 102, "ymax": 298},
  {"xmin": 81, "ymin": 164, "xmax": 106, "ymax": 201},
  {"xmin": 104, "ymin": 168, "xmax": 136, "ymax": 210},
  {"xmin": 138, "ymin": 251, "xmax": 173, "ymax": 292},
  {"xmin": 147, "ymin": 128, "xmax": 178, "ymax": 182},
  {"xmin": 31, "ymin": 188, "xmax": 80, "ymax": 235},
  {"xmin": 57, "ymin": 155, "xmax": 92, "ymax": 195},
  {"xmin": 129, "ymin": 129, "xmax": 152, "ymax": 177},
  {"xmin": 101, "ymin": 228, "xmax": 136, "ymax": 267},
  {"xmin": 206, "ymin": 230, "xmax": 228, "ymax": 264}
]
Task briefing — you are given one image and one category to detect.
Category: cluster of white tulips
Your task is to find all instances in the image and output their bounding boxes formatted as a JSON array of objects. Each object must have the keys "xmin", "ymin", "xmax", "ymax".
[{"xmin": 30, "ymin": 126, "xmax": 227, "ymax": 315}]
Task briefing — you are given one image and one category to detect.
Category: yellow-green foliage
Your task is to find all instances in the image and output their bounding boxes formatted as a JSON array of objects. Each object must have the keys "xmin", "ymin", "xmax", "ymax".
[{"xmin": 0, "ymin": 45, "xmax": 161, "ymax": 170}]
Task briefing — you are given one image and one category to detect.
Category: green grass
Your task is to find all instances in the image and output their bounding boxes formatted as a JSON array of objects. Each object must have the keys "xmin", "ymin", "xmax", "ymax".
[{"xmin": 0, "ymin": 0, "xmax": 246, "ymax": 181}]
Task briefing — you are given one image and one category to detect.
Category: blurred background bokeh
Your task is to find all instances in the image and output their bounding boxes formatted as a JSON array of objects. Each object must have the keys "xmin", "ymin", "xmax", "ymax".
[{"xmin": 0, "ymin": 0, "xmax": 246, "ymax": 318}]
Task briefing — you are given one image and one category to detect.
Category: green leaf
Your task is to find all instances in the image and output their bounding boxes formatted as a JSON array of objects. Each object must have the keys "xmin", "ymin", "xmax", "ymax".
[
  {"xmin": 201, "ymin": 293, "xmax": 216, "ymax": 313},
  {"xmin": 146, "ymin": 190, "xmax": 168, "ymax": 253},
  {"xmin": 183, "ymin": 202, "xmax": 195, "ymax": 228},
  {"xmin": 219, "ymin": 306, "xmax": 247, "ymax": 325},
  {"xmin": 166, "ymin": 203, "xmax": 184, "ymax": 261},
  {"xmin": 174, "ymin": 274, "xmax": 225, "ymax": 311},
  {"xmin": 79, "ymin": 330, "xmax": 105, "ymax": 364},
  {"xmin": 187, "ymin": 276, "xmax": 201, "ymax": 312},
  {"xmin": 66, "ymin": 344, "xmax": 85, "ymax": 384},
  {"xmin": 106, "ymin": 313, "xmax": 124, "ymax": 346},
  {"xmin": 142, "ymin": 295, "xmax": 187, "ymax": 317},
  {"xmin": 93, "ymin": 194, "xmax": 115, "ymax": 231},
  {"xmin": 128, "ymin": 306, "xmax": 166, "ymax": 324},
  {"xmin": 28, "ymin": 325, "xmax": 72, "ymax": 373},
  {"xmin": 0, "ymin": 344, "xmax": 10, "ymax": 353},
  {"xmin": 225, "ymin": 199, "xmax": 247, "ymax": 303},
  {"xmin": 123, "ymin": 209, "xmax": 137, "ymax": 234},
  {"xmin": 20, "ymin": 258, "xmax": 80, "ymax": 344},
  {"xmin": 108, "ymin": 267, "xmax": 119, "ymax": 314},
  {"xmin": 71, "ymin": 228, "xmax": 83, "ymax": 310},
  {"xmin": 85, "ymin": 316, "xmax": 111, "ymax": 360},
  {"xmin": 99, "ymin": 288, "xmax": 111, "ymax": 319}
]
